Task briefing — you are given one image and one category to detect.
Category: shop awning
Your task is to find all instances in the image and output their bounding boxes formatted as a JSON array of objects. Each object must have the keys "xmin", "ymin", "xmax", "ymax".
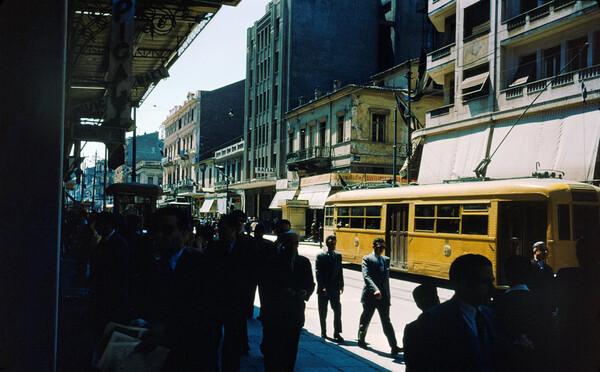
[
  {"xmin": 418, "ymin": 126, "xmax": 490, "ymax": 184},
  {"xmin": 297, "ymin": 184, "xmax": 332, "ymax": 209},
  {"xmin": 268, "ymin": 190, "xmax": 297, "ymax": 210},
  {"xmin": 199, "ymin": 198, "xmax": 216, "ymax": 213},
  {"xmin": 486, "ymin": 107, "xmax": 600, "ymax": 182}
]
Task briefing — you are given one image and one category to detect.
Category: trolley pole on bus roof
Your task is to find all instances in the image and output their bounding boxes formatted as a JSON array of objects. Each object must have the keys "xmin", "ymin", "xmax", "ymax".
[{"xmin": 393, "ymin": 102, "xmax": 398, "ymax": 187}]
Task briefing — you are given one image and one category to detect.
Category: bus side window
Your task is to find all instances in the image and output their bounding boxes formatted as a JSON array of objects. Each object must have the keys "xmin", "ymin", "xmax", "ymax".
[{"xmin": 557, "ymin": 204, "xmax": 571, "ymax": 240}]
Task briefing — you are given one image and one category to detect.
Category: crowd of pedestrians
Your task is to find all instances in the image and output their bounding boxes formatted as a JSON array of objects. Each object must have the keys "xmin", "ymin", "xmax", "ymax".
[{"xmin": 62, "ymin": 206, "xmax": 600, "ymax": 371}]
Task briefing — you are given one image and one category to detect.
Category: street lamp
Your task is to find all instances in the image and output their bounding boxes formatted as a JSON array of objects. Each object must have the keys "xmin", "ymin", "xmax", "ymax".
[{"xmin": 215, "ymin": 164, "xmax": 230, "ymax": 213}]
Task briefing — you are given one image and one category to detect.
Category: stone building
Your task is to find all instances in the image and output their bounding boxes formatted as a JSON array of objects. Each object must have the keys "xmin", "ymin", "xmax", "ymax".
[
  {"xmin": 161, "ymin": 81, "xmax": 244, "ymax": 202},
  {"xmin": 241, "ymin": 0, "xmax": 423, "ymax": 219},
  {"xmin": 419, "ymin": 0, "xmax": 600, "ymax": 184}
]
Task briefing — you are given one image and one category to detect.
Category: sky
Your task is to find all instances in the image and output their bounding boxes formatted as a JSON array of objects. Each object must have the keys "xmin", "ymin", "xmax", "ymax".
[{"xmin": 81, "ymin": 0, "xmax": 270, "ymax": 166}]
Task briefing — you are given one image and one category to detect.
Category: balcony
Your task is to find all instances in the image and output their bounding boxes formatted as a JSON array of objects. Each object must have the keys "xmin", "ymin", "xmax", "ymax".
[
  {"xmin": 426, "ymin": 104, "xmax": 456, "ymax": 128},
  {"xmin": 161, "ymin": 156, "xmax": 173, "ymax": 167},
  {"xmin": 179, "ymin": 149, "xmax": 189, "ymax": 160},
  {"xmin": 428, "ymin": 0, "xmax": 455, "ymax": 32},
  {"xmin": 501, "ymin": 0, "xmax": 594, "ymax": 41},
  {"xmin": 286, "ymin": 146, "xmax": 331, "ymax": 173},
  {"xmin": 499, "ymin": 64, "xmax": 600, "ymax": 111},
  {"xmin": 427, "ymin": 42, "xmax": 455, "ymax": 84}
]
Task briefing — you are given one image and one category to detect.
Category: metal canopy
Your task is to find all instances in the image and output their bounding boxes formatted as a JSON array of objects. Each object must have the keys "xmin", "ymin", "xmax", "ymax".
[{"xmin": 67, "ymin": 0, "xmax": 241, "ymax": 112}]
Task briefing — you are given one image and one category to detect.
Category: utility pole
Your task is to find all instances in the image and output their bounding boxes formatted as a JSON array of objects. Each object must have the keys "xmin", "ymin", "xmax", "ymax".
[
  {"xmin": 103, "ymin": 146, "xmax": 108, "ymax": 211},
  {"xmin": 406, "ymin": 66, "xmax": 413, "ymax": 185},
  {"xmin": 91, "ymin": 151, "xmax": 97, "ymax": 211},
  {"xmin": 132, "ymin": 106, "xmax": 137, "ymax": 183},
  {"xmin": 392, "ymin": 103, "xmax": 398, "ymax": 187}
]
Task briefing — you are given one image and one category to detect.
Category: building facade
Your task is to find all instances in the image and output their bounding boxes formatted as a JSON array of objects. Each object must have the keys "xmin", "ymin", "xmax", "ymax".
[
  {"xmin": 161, "ymin": 81, "xmax": 245, "ymax": 201},
  {"xmin": 242, "ymin": 0, "xmax": 425, "ymax": 219},
  {"xmin": 419, "ymin": 0, "xmax": 600, "ymax": 184}
]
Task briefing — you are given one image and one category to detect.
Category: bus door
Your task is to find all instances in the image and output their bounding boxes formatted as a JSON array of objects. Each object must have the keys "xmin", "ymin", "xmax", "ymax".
[
  {"xmin": 387, "ymin": 204, "xmax": 409, "ymax": 270},
  {"xmin": 496, "ymin": 201, "xmax": 547, "ymax": 284}
]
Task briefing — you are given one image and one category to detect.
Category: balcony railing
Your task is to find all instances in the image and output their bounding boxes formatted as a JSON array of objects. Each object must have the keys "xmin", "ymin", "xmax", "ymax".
[
  {"xmin": 161, "ymin": 157, "xmax": 172, "ymax": 166},
  {"xmin": 286, "ymin": 146, "xmax": 331, "ymax": 162},
  {"xmin": 502, "ymin": 64, "xmax": 600, "ymax": 101},
  {"xmin": 505, "ymin": 0, "xmax": 577, "ymax": 31},
  {"xmin": 430, "ymin": 43, "xmax": 454, "ymax": 61},
  {"xmin": 428, "ymin": 104, "xmax": 453, "ymax": 117}
]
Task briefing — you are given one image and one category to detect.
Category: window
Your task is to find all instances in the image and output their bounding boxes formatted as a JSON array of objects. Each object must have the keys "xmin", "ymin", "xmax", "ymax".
[
  {"xmin": 371, "ymin": 113, "xmax": 386, "ymax": 142},
  {"xmin": 273, "ymin": 85, "xmax": 278, "ymax": 106},
  {"xmin": 336, "ymin": 206, "xmax": 381, "ymax": 230},
  {"xmin": 557, "ymin": 204, "xmax": 571, "ymax": 240},
  {"xmin": 567, "ymin": 37, "xmax": 588, "ymax": 72},
  {"xmin": 319, "ymin": 121, "xmax": 326, "ymax": 147},
  {"xmin": 325, "ymin": 207, "xmax": 334, "ymax": 227},
  {"xmin": 336, "ymin": 115, "xmax": 344, "ymax": 143},
  {"xmin": 464, "ymin": 0, "xmax": 490, "ymax": 39},
  {"xmin": 543, "ymin": 45, "xmax": 561, "ymax": 78},
  {"xmin": 148, "ymin": 176, "xmax": 154, "ymax": 185},
  {"xmin": 300, "ymin": 129, "xmax": 306, "ymax": 150},
  {"xmin": 308, "ymin": 125, "xmax": 315, "ymax": 148},
  {"xmin": 274, "ymin": 51, "xmax": 279, "ymax": 72},
  {"xmin": 288, "ymin": 130, "xmax": 294, "ymax": 153},
  {"xmin": 461, "ymin": 64, "xmax": 489, "ymax": 101},
  {"xmin": 272, "ymin": 120, "xmax": 277, "ymax": 141},
  {"xmin": 414, "ymin": 203, "xmax": 489, "ymax": 235},
  {"xmin": 594, "ymin": 31, "xmax": 600, "ymax": 66},
  {"xmin": 274, "ymin": 18, "xmax": 280, "ymax": 38},
  {"xmin": 510, "ymin": 53, "xmax": 537, "ymax": 87}
]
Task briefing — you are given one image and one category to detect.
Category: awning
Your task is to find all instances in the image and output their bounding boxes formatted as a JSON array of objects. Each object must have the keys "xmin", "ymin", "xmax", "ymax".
[
  {"xmin": 486, "ymin": 107, "xmax": 600, "ymax": 182},
  {"xmin": 268, "ymin": 190, "xmax": 297, "ymax": 210},
  {"xmin": 418, "ymin": 126, "xmax": 490, "ymax": 184},
  {"xmin": 199, "ymin": 198, "xmax": 216, "ymax": 213},
  {"xmin": 460, "ymin": 71, "xmax": 489, "ymax": 96},
  {"xmin": 297, "ymin": 184, "xmax": 332, "ymax": 209}
]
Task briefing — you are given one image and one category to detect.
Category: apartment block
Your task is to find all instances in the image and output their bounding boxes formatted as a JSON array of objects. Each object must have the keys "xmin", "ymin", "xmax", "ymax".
[{"xmin": 419, "ymin": 0, "xmax": 600, "ymax": 184}]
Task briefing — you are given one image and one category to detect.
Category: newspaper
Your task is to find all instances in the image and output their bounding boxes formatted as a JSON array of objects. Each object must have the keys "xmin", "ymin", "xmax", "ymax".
[{"xmin": 94, "ymin": 322, "xmax": 169, "ymax": 372}]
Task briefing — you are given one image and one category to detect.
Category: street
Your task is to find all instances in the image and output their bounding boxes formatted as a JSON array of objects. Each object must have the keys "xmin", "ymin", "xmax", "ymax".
[{"xmin": 246, "ymin": 240, "xmax": 454, "ymax": 371}]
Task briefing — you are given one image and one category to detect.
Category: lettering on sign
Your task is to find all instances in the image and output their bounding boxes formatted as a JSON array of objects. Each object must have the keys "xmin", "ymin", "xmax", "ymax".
[
  {"xmin": 71, "ymin": 97, "xmax": 107, "ymax": 118},
  {"xmin": 107, "ymin": 0, "xmax": 135, "ymax": 129},
  {"xmin": 72, "ymin": 125, "xmax": 126, "ymax": 144},
  {"xmin": 133, "ymin": 67, "xmax": 170, "ymax": 87}
]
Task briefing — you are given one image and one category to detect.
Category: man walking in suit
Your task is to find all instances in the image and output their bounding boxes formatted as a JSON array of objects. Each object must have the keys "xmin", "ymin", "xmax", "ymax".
[
  {"xmin": 357, "ymin": 237, "xmax": 401, "ymax": 355},
  {"xmin": 316, "ymin": 235, "xmax": 344, "ymax": 342},
  {"xmin": 403, "ymin": 254, "xmax": 508, "ymax": 372},
  {"xmin": 260, "ymin": 231, "xmax": 315, "ymax": 371}
]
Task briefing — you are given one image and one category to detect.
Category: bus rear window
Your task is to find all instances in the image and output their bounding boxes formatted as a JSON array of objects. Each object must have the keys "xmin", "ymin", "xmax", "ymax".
[
  {"xmin": 573, "ymin": 205, "xmax": 600, "ymax": 240},
  {"xmin": 557, "ymin": 204, "xmax": 570, "ymax": 240}
]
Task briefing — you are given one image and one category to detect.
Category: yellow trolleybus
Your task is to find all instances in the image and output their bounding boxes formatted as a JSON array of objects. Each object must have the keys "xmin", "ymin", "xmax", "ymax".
[{"xmin": 323, "ymin": 178, "xmax": 600, "ymax": 285}]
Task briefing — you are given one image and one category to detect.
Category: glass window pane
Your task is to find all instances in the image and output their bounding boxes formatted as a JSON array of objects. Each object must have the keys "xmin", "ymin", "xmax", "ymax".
[
  {"xmin": 350, "ymin": 218, "xmax": 364, "ymax": 229},
  {"xmin": 557, "ymin": 204, "xmax": 570, "ymax": 241},
  {"xmin": 438, "ymin": 205, "xmax": 460, "ymax": 217},
  {"xmin": 338, "ymin": 207, "xmax": 349, "ymax": 216},
  {"xmin": 415, "ymin": 205, "xmax": 435, "ymax": 217},
  {"xmin": 351, "ymin": 206, "xmax": 365, "ymax": 216},
  {"xmin": 325, "ymin": 217, "xmax": 334, "ymax": 227},
  {"xmin": 573, "ymin": 205, "xmax": 600, "ymax": 240},
  {"xmin": 437, "ymin": 219, "xmax": 460, "ymax": 234},
  {"xmin": 463, "ymin": 203, "xmax": 489, "ymax": 211},
  {"xmin": 462, "ymin": 215, "xmax": 488, "ymax": 235},
  {"xmin": 365, "ymin": 206, "xmax": 381, "ymax": 216},
  {"xmin": 337, "ymin": 217, "xmax": 349, "ymax": 228},
  {"xmin": 415, "ymin": 218, "xmax": 435, "ymax": 231},
  {"xmin": 365, "ymin": 218, "xmax": 380, "ymax": 230},
  {"xmin": 325, "ymin": 207, "xmax": 334, "ymax": 216}
]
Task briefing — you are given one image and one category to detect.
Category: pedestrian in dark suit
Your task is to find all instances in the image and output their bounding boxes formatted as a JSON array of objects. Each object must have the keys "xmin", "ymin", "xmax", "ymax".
[
  {"xmin": 87, "ymin": 212, "xmax": 130, "ymax": 337},
  {"xmin": 403, "ymin": 254, "xmax": 508, "ymax": 372},
  {"xmin": 492, "ymin": 255, "xmax": 555, "ymax": 372},
  {"xmin": 529, "ymin": 241, "xmax": 555, "ymax": 302},
  {"xmin": 260, "ymin": 231, "xmax": 315, "ymax": 372},
  {"xmin": 254, "ymin": 223, "xmax": 277, "ymax": 322},
  {"xmin": 133, "ymin": 206, "xmax": 223, "ymax": 372},
  {"xmin": 357, "ymin": 237, "xmax": 401, "ymax": 355},
  {"xmin": 316, "ymin": 235, "xmax": 344, "ymax": 342},
  {"xmin": 210, "ymin": 211, "xmax": 259, "ymax": 371}
]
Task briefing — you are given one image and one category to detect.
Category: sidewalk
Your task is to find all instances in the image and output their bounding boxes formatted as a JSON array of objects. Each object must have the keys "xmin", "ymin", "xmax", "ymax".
[{"xmin": 240, "ymin": 307, "xmax": 396, "ymax": 372}]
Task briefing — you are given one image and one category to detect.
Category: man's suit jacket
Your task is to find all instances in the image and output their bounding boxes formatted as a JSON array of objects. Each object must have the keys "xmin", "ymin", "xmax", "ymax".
[
  {"xmin": 260, "ymin": 253, "xmax": 315, "ymax": 327},
  {"xmin": 315, "ymin": 251, "xmax": 344, "ymax": 296},
  {"xmin": 403, "ymin": 297, "xmax": 507, "ymax": 372},
  {"xmin": 361, "ymin": 252, "xmax": 392, "ymax": 305}
]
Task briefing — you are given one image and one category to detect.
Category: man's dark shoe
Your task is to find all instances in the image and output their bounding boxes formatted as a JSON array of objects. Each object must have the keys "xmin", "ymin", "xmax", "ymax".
[
  {"xmin": 321, "ymin": 333, "xmax": 327, "ymax": 339},
  {"xmin": 333, "ymin": 334, "xmax": 344, "ymax": 343},
  {"xmin": 357, "ymin": 340, "xmax": 368, "ymax": 349},
  {"xmin": 391, "ymin": 346, "xmax": 403, "ymax": 355}
]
